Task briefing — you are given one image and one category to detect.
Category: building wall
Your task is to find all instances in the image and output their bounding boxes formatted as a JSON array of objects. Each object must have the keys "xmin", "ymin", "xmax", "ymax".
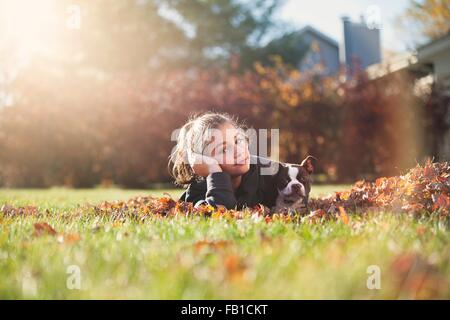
[
  {"xmin": 343, "ymin": 17, "xmax": 381, "ymax": 70},
  {"xmin": 434, "ymin": 51, "xmax": 450, "ymax": 161},
  {"xmin": 433, "ymin": 51, "xmax": 450, "ymax": 83}
]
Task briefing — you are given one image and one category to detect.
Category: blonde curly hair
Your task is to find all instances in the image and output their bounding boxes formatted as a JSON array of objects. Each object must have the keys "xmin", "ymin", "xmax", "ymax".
[{"xmin": 168, "ymin": 111, "xmax": 245, "ymax": 186}]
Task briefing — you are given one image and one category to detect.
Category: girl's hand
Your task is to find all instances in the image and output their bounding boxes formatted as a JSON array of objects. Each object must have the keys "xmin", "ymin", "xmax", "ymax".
[{"xmin": 188, "ymin": 152, "xmax": 222, "ymax": 177}]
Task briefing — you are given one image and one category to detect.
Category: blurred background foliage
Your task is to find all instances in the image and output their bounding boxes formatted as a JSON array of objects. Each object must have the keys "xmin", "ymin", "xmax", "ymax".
[{"xmin": 0, "ymin": 0, "xmax": 449, "ymax": 188}]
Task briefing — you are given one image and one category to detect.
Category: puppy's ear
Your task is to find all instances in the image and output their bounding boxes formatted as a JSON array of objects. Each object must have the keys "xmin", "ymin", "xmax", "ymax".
[{"xmin": 300, "ymin": 155, "xmax": 318, "ymax": 174}]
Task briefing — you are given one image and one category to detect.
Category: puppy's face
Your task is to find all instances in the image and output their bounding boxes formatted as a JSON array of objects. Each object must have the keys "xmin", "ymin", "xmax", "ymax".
[{"xmin": 273, "ymin": 156, "xmax": 317, "ymax": 211}]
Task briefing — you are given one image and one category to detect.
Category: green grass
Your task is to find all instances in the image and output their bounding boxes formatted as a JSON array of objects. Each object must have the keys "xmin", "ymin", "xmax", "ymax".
[
  {"xmin": 0, "ymin": 187, "xmax": 184, "ymax": 212},
  {"xmin": 0, "ymin": 186, "xmax": 448, "ymax": 299}
]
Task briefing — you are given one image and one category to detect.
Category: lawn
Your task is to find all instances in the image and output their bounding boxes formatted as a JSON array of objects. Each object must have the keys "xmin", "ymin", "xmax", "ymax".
[{"xmin": 0, "ymin": 186, "xmax": 448, "ymax": 299}]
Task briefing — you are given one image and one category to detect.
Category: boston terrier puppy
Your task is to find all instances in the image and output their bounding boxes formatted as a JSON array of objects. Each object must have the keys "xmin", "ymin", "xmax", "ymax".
[{"xmin": 270, "ymin": 156, "xmax": 317, "ymax": 214}]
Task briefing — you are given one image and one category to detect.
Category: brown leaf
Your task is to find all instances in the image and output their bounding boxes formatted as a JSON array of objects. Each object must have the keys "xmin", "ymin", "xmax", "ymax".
[
  {"xmin": 33, "ymin": 222, "xmax": 57, "ymax": 237},
  {"xmin": 301, "ymin": 209, "xmax": 327, "ymax": 224},
  {"xmin": 390, "ymin": 253, "xmax": 446, "ymax": 299}
]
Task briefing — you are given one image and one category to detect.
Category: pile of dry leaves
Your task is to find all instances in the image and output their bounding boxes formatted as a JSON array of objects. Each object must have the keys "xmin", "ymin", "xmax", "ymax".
[
  {"xmin": 309, "ymin": 161, "xmax": 449, "ymax": 217},
  {"xmin": 1, "ymin": 161, "xmax": 449, "ymax": 222}
]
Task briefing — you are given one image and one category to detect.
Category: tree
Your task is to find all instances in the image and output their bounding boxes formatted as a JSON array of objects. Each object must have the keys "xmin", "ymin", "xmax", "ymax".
[
  {"xmin": 399, "ymin": 0, "xmax": 450, "ymax": 43},
  {"xmin": 157, "ymin": 0, "xmax": 284, "ymax": 68},
  {"xmin": 0, "ymin": 0, "xmax": 285, "ymax": 73}
]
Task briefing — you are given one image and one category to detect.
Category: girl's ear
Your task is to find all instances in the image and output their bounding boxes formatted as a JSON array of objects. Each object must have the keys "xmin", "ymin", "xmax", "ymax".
[{"xmin": 300, "ymin": 155, "xmax": 318, "ymax": 174}]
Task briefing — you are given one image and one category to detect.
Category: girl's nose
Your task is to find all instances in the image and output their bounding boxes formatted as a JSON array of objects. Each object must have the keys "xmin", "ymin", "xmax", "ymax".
[{"xmin": 234, "ymin": 145, "xmax": 248, "ymax": 163}]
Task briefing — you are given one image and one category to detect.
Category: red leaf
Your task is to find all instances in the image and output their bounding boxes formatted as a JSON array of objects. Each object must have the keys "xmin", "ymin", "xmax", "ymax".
[{"xmin": 432, "ymin": 194, "xmax": 450, "ymax": 212}]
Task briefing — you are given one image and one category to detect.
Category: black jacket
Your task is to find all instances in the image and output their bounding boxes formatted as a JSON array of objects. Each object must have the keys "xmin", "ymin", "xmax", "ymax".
[{"xmin": 179, "ymin": 156, "xmax": 279, "ymax": 209}]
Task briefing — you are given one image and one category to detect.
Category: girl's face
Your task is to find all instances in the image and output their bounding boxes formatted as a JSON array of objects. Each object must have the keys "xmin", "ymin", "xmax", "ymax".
[{"xmin": 203, "ymin": 122, "xmax": 250, "ymax": 177}]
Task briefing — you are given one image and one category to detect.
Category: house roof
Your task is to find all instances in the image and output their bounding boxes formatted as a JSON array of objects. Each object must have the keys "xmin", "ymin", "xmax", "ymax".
[
  {"xmin": 364, "ymin": 32, "xmax": 450, "ymax": 81},
  {"xmin": 296, "ymin": 25, "xmax": 339, "ymax": 48},
  {"xmin": 417, "ymin": 32, "xmax": 450, "ymax": 62},
  {"xmin": 366, "ymin": 52, "xmax": 427, "ymax": 80}
]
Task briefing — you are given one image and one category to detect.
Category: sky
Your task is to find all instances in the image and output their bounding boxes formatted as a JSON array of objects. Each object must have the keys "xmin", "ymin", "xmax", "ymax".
[{"xmin": 277, "ymin": 0, "xmax": 411, "ymax": 54}]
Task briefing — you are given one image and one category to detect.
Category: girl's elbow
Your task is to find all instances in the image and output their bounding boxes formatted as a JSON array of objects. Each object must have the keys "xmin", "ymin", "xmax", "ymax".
[{"xmin": 206, "ymin": 197, "xmax": 236, "ymax": 210}]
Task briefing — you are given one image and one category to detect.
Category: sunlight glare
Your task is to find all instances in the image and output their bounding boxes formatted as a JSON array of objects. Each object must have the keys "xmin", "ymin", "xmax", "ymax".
[{"xmin": 0, "ymin": 0, "xmax": 62, "ymax": 63}]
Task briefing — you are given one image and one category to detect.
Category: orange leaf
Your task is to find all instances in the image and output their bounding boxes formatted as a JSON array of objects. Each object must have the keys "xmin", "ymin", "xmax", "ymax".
[
  {"xmin": 375, "ymin": 177, "xmax": 386, "ymax": 187},
  {"xmin": 224, "ymin": 254, "xmax": 246, "ymax": 281},
  {"xmin": 194, "ymin": 239, "xmax": 230, "ymax": 252},
  {"xmin": 338, "ymin": 206, "xmax": 349, "ymax": 225},
  {"xmin": 57, "ymin": 233, "xmax": 81, "ymax": 244}
]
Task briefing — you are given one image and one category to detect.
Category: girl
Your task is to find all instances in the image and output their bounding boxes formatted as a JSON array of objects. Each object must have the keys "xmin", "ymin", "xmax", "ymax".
[{"xmin": 169, "ymin": 112, "xmax": 278, "ymax": 210}]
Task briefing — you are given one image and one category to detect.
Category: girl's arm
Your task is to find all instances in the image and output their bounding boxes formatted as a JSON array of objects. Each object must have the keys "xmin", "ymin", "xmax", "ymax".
[
  {"xmin": 203, "ymin": 172, "xmax": 237, "ymax": 209},
  {"xmin": 181, "ymin": 172, "xmax": 237, "ymax": 209},
  {"xmin": 180, "ymin": 152, "xmax": 237, "ymax": 209}
]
